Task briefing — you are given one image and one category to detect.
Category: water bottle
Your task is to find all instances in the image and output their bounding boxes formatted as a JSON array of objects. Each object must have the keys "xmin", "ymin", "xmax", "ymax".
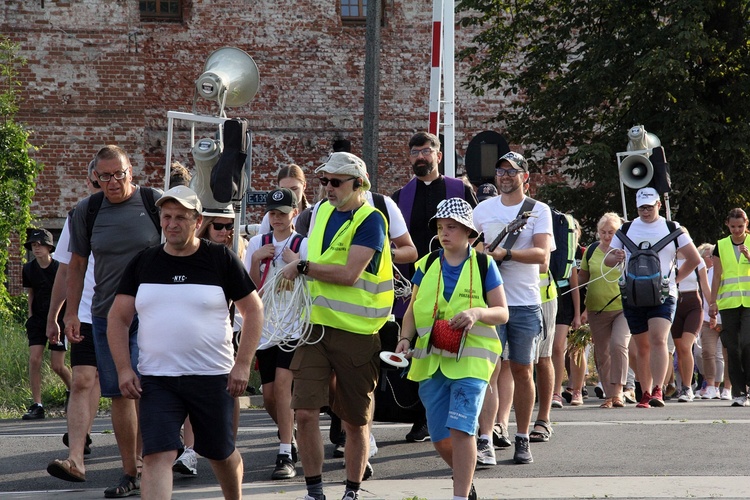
[
  {"xmin": 661, "ymin": 275, "xmax": 670, "ymax": 303},
  {"xmin": 618, "ymin": 274, "xmax": 627, "ymax": 301}
]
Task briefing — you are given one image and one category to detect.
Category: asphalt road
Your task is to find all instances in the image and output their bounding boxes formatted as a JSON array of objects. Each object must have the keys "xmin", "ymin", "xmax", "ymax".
[{"xmin": 0, "ymin": 391, "xmax": 748, "ymax": 499}]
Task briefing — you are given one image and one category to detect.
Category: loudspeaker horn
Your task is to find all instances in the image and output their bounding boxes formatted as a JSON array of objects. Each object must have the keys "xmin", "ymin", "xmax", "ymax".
[
  {"xmin": 190, "ymin": 138, "xmax": 225, "ymax": 210},
  {"xmin": 195, "ymin": 47, "xmax": 260, "ymax": 108},
  {"xmin": 619, "ymin": 154, "xmax": 654, "ymax": 189}
]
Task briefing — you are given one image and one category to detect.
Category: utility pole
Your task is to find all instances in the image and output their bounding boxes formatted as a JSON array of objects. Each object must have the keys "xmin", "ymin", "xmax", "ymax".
[{"xmin": 362, "ymin": 0, "xmax": 382, "ymax": 192}]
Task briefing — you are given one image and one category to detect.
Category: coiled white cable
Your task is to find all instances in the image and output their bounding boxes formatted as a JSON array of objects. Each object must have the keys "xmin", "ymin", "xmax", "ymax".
[
  {"xmin": 558, "ymin": 247, "xmax": 624, "ymax": 296},
  {"xmin": 258, "ymin": 272, "xmax": 321, "ymax": 352},
  {"xmin": 392, "ymin": 262, "xmax": 412, "ymax": 299}
]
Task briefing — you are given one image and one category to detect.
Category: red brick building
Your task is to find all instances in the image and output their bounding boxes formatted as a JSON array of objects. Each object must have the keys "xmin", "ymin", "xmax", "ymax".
[{"xmin": 2, "ymin": 0, "xmax": 512, "ymax": 293}]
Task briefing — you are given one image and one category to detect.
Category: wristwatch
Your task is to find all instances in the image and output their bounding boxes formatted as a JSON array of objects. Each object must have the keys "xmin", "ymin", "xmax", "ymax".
[
  {"xmin": 297, "ymin": 259, "xmax": 309, "ymax": 275},
  {"xmin": 503, "ymin": 249, "xmax": 513, "ymax": 262}
]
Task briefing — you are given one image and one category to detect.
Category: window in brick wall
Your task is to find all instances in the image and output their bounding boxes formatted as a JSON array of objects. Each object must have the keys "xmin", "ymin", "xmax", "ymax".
[
  {"xmin": 139, "ymin": 1, "xmax": 182, "ymax": 22},
  {"xmin": 341, "ymin": 0, "xmax": 384, "ymax": 26}
]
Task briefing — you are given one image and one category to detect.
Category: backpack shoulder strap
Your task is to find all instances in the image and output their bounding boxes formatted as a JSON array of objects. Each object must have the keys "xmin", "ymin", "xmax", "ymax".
[
  {"xmin": 371, "ymin": 192, "xmax": 390, "ymax": 227},
  {"xmin": 262, "ymin": 232, "xmax": 273, "ymax": 246},
  {"xmin": 650, "ymin": 222, "xmax": 685, "ymax": 253},
  {"xmin": 477, "ymin": 251, "xmax": 489, "ymax": 304},
  {"xmin": 584, "ymin": 241, "xmax": 600, "ymax": 266},
  {"xmin": 615, "ymin": 225, "xmax": 639, "ymax": 253},
  {"xmin": 139, "ymin": 187, "xmax": 161, "ymax": 235},
  {"xmin": 424, "ymin": 250, "xmax": 441, "ymax": 273},
  {"xmin": 289, "ymin": 234, "xmax": 304, "ymax": 253},
  {"xmin": 502, "ymin": 197, "xmax": 536, "ymax": 250},
  {"xmin": 85, "ymin": 192, "xmax": 106, "ymax": 242}
]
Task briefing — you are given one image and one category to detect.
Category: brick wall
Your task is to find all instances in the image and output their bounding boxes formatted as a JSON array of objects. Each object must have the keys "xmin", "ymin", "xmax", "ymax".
[{"xmin": 2, "ymin": 0, "xmax": 518, "ymax": 292}]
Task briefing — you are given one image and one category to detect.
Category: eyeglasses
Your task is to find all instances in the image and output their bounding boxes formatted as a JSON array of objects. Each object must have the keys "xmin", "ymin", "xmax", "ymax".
[
  {"xmin": 318, "ymin": 176, "xmax": 357, "ymax": 187},
  {"xmin": 211, "ymin": 222, "xmax": 234, "ymax": 231},
  {"xmin": 495, "ymin": 168, "xmax": 520, "ymax": 177},
  {"xmin": 637, "ymin": 205, "xmax": 656, "ymax": 212},
  {"xmin": 409, "ymin": 148, "xmax": 435, "ymax": 157},
  {"xmin": 96, "ymin": 169, "xmax": 128, "ymax": 182}
]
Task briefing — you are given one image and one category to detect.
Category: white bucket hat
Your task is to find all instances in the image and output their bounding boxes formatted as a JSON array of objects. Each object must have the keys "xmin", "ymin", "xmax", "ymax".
[{"xmin": 429, "ymin": 197, "xmax": 479, "ymax": 238}]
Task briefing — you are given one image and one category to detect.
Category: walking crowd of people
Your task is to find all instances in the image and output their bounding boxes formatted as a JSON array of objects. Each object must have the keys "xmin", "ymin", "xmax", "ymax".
[{"xmin": 18, "ymin": 135, "xmax": 750, "ymax": 500}]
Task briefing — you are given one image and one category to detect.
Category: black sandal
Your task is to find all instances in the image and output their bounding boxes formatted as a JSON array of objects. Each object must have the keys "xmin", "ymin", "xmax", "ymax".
[
  {"xmin": 529, "ymin": 419, "xmax": 553, "ymax": 443},
  {"xmin": 104, "ymin": 473, "xmax": 140, "ymax": 498}
]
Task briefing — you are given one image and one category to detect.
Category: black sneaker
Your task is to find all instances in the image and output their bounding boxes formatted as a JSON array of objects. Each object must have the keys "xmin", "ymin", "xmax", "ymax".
[
  {"xmin": 492, "ymin": 423, "xmax": 512, "ymax": 448},
  {"xmin": 63, "ymin": 432, "xmax": 92, "ymax": 455},
  {"xmin": 333, "ymin": 440, "xmax": 345, "ymax": 458},
  {"xmin": 329, "ymin": 411, "xmax": 345, "ymax": 445},
  {"xmin": 405, "ymin": 421, "xmax": 430, "ymax": 442},
  {"xmin": 362, "ymin": 461, "xmax": 373, "ymax": 481},
  {"xmin": 582, "ymin": 387, "xmax": 589, "ymax": 399},
  {"xmin": 22, "ymin": 403, "xmax": 44, "ymax": 420},
  {"xmin": 513, "ymin": 435, "xmax": 533, "ymax": 464},
  {"xmin": 468, "ymin": 482, "xmax": 477, "ymax": 500},
  {"xmin": 271, "ymin": 454, "xmax": 296, "ymax": 480}
]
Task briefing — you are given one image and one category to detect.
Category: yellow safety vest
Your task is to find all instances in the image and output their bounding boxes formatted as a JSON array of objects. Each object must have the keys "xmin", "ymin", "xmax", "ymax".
[
  {"xmin": 408, "ymin": 248, "xmax": 502, "ymax": 382},
  {"xmin": 716, "ymin": 234, "xmax": 750, "ymax": 310},
  {"xmin": 540, "ymin": 270, "xmax": 557, "ymax": 303},
  {"xmin": 308, "ymin": 201, "xmax": 394, "ymax": 334}
]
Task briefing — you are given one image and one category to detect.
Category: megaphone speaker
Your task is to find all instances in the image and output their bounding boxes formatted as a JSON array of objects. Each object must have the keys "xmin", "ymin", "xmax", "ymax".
[
  {"xmin": 619, "ymin": 154, "xmax": 654, "ymax": 189},
  {"xmin": 190, "ymin": 138, "xmax": 225, "ymax": 210},
  {"xmin": 195, "ymin": 47, "xmax": 260, "ymax": 108}
]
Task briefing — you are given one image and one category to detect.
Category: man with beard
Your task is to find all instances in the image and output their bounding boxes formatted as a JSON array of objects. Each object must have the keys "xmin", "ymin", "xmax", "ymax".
[
  {"xmin": 473, "ymin": 151, "xmax": 553, "ymax": 465},
  {"xmin": 391, "ymin": 132, "xmax": 478, "ymax": 442}
]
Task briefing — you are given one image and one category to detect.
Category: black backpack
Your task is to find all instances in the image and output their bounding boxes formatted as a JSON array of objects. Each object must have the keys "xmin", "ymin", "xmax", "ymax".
[
  {"xmin": 616, "ymin": 221, "xmax": 683, "ymax": 307},
  {"xmin": 85, "ymin": 188, "xmax": 161, "ymax": 241}
]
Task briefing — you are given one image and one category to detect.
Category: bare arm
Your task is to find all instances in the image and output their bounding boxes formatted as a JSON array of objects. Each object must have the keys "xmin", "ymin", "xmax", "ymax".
[
  {"xmin": 676, "ymin": 243, "xmax": 701, "ymax": 284},
  {"xmin": 63, "ymin": 253, "xmax": 88, "ymax": 341},
  {"xmin": 229, "ymin": 291, "xmax": 264, "ymax": 397},
  {"xmin": 282, "ymin": 244, "xmax": 377, "ymax": 286},
  {"xmin": 391, "ymin": 232, "xmax": 418, "ymax": 265},
  {"xmin": 46, "ymin": 262, "xmax": 68, "ymax": 345},
  {"xmin": 107, "ymin": 294, "xmax": 139, "ymax": 399},
  {"xmin": 395, "ymin": 284, "xmax": 420, "ymax": 356},
  {"xmin": 709, "ymin": 254, "xmax": 722, "ymax": 318},
  {"xmin": 698, "ymin": 265, "xmax": 712, "ymax": 305},
  {"xmin": 569, "ymin": 267, "xmax": 582, "ymax": 329}
]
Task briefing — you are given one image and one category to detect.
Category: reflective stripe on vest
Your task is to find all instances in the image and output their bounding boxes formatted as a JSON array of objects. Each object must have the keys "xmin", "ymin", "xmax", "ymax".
[
  {"xmin": 407, "ymin": 248, "xmax": 502, "ymax": 383},
  {"xmin": 307, "ymin": 201, "xmax": 394, "ymax": 334},
  {"xmin": 716, "ymin": 235, "xmax": 750, "ymax": 309}
]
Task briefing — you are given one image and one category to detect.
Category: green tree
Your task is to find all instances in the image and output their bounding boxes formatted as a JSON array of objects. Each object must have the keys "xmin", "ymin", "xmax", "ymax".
[
  {"xmin": 457, "ymin": 0, "xmax": 750, "ymax": 243},
  {"xmin": 0, "ymin": 36, "xmax": 42, "ymax": 319}
]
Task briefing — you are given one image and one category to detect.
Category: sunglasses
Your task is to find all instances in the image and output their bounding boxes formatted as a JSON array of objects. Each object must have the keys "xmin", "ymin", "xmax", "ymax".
[
  {"xmin": 211, "ymin": 222, "xmax": 234, "ymax": 231},
  {"xmin": 318, "ymin": 176, "xmax": 357, "ymax": 187}
]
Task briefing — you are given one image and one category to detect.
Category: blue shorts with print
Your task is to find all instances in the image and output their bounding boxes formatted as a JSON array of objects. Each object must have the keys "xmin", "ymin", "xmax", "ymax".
[
  {"xmin": 497, "ymin": 305, "xmax": 543, "ymax": 365},
  {"xmin": 418, "ymin": 369, "xmax": 488, "ymax": 442}
]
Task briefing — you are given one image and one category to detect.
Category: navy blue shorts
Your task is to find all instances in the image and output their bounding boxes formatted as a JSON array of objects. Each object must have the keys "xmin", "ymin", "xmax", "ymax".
[
  {"xmin": 139, "ymin": 375, "xmax": 235, "ymax": 461},
  {"xmin": 622, "ymin": 295, "xmax": 677, "ymax": 335}
]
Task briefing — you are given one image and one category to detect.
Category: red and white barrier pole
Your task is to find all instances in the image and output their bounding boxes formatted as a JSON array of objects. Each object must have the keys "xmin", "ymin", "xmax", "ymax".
[{"xmin": 428, "ymin": 0, "xmax": 443, "ymax": 137}]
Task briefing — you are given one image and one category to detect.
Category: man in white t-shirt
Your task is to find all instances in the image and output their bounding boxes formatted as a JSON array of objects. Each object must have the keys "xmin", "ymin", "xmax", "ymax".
[
  {"xmin": 606, "ymin": 187, "xmax": 700, "ymax": 408},
  {"xmin": 45, "ymin": 160, "xmax": 101, "ymax": 483},
  {"xmin": 473, "ymin": 151, "xmax": 553, "ymax": 465}
]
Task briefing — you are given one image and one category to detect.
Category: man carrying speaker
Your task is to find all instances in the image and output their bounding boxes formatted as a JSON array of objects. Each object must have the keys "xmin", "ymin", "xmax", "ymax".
[
  {"xmin": 605, "ymin": 187, "xmax": 701, "ymax": 408},
  {"xmin": 281, "ymin": 152, "xmax": 394, "ymax": 500},
  {"xmin": 64, "ymin": 145, "xmax": 163, "ymax": 498}
]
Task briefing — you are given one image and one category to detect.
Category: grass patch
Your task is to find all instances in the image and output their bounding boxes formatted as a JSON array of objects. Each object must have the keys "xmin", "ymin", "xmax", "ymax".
[{"xmin": 0, "ymin": 317, "xmax": 112, "ymax": 418}]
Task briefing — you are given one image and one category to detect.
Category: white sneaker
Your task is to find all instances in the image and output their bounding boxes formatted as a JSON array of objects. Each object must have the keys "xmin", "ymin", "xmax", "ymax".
[
  {"xmin": 677, "ymin": 386, "xmax": 694, "ymax": 402},
  {"xmin": 476, "ymin": 437, "xmax": 496, "ymax": 466},
  {"xmin": 173, "ymin": 446, "xmax": 198, "ymax": 475},
  {"xmin": 369, "ymin": 433, "xmax": 378, "ymax": 458},
  {"xmin": 731, "ymin": 396, "xmax": 749, "ymax": 407},
  {"xmin": 721, "ymin": 388, "xmax": 732, "ymax": 400},
  {"xmin": 704, "ymin": 385, "xmax": 720, "ymax": 400}
]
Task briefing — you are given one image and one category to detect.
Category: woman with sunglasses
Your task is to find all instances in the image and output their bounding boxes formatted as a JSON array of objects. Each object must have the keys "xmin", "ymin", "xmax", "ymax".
[{"xmin": 197, "ymin": 205, "xmax": 246, "ymax": 260}]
